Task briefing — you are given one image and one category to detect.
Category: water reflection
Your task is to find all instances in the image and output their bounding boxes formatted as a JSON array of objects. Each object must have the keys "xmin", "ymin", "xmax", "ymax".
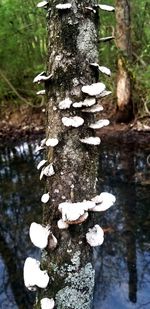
[
  {"xmin": 0, "ymin": 141, "xmax": 43, "ymax": 308},
  {"xmin": 0, "ymin": 140, "xmax": 150, "ymax": 308}
]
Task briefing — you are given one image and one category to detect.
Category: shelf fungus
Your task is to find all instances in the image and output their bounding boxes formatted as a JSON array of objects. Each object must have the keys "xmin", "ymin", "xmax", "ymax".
[
  {"xmin": 23, "ymin": 257, "xmax": 49, "ymax": 290},
  {"xmin": 57, "ymin": 219, "xmax": 69, "ymax": 229},
  {"xmin": 58, "ymin": 201, "xmax": 95, "ymax": 225},
  {"xmin": 91, "ymin": 192, "xmax": 116, "ymax": 211},
  {"xmin": 99, "ymin": 36, "xmax": 115, "ymax": 42},
  {"xmin": 37, "ymin": 159, "xmax": 47, "ymax": 170},
  {"xmin": 40, "ymin": 298, "xmax": 55, "ymax": 309},
  {"xmin": 73, "ymin": 98, "xmax": 96, "ymax": 108},
  {"xmin": 33, "ymin": 72, "xmax": 52, "ymax": 84},
  {"xmin": 97, "ymin": 90, "xmax": 112, "ymax": 98},
  {"xmin": 80, "ymin": 137, "xmax": 101, "ymax": 146},
  {"xmin": 36, "ymin": 89, "xmax": 46, "ymax": 95},
  {"xmin": 58, "ymin": 98, "xmax": 72, "ymax": 109},
  {"xmin": 40, "ymin": 163, "xmax": 55, "ymax": 180},
  {"xmin": 62, "ymin": 116, "xmax": 84, "ymax": 127},
  {"xmin": 89, "ymin": 119, "xmax": 110, "ymax": 129},
  {"xmin": 29, "ymin": 222, "xmax": 50, "ymax": 249},
  {"xmin": 82, "ymin": 82, "xmax": 106, "ymax": 96},
  {"xmin": 46, "ymin": 138, "xmax": 59, "ymax": 147},
  {"xmin": 86, "ymin": 225, "xmax": 104, "ymax": 247},
  {"xmin": 41, "ymin": 192, "xmax": 50, "ymax": 203},
  {"xmin": 37, "ymin": 1, "xmax": 48, "ymax": 8},
  {"xmin": 94, "ymin": 4, "xmax": 115, "ymax": 12},
  {"xmin": 81, "ymin": 105, "xmax": 103, "ymax": 113},
  {"xmin": 56, "ymin": 3, "xmax": 72, "ymax": 10},
  {"xmin": 90, "ymin": 63, "xmax": 111, "ymax": 76},
  {"xmin": 85, "ymin": 6, "xmax": 96, "ymax": 13}
]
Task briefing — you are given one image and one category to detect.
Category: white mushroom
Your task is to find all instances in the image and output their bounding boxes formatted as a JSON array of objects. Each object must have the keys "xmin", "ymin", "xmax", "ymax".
[
  {"xmin": 81, "ymin": 105, "xmax": 103, "ymax": 113},
  {"xmin": 37, "ymin": 160, "xmax": 47, "ymax": 170},
  {"xmin": 89, "ymin": 119, "xmax": 110, "ymax": 129},
  {"xmin": 48, "ymin": 233, "xmax": 58, "ymax": 250},
  {"xmin": 86, "ymin": 225, "xmax": 104, "ymax": 247},
  {"xmin": 46, "ymin": 138, "xmax": 59, "ymax": 147},
  {"xmin": 37, "ymin": 1, "xmax": 48, "ymax": 8},
  {"xmin": 56, "ymin": 3, "xmax": 72, "ymax": 10},
  {"xmin": 95, "ymin": 4, "xmax": 115, "ymax": 12},
  {"xmin": 58, "ymin": 98, "xmax": 72, "ymax": 109},
  {"xmin": 41, "ymin": 192, "xmax": 50, "ymax": 203},
  {"xmin": 91, "ymin": 192, "xmax": 116, "ymax": 211},
  {"xmin": 36, "ymin": 90, "xmax": 46, "ymax": 95},
  {"xmin": 80, "ymin": 137, "xmax": 101, "ymax": 145},
  {"xmin": 82, "ymin": 82, "xmax": 106, "ymax": 96},
  {"xmin": 57, "ymin": 219, "xmax": 69, "ymax": 229},
  {"xmin": 29, "ymin": 222, "xmax": 50, "ymax": 249},
  {"xmin": 58, "ymin": 200, "xmax": 95, "ymax": 224},
  {"xmin": 85, "ymin": 6, "xmax": 96, "ymax": 13},
  {"xmin": 97, "ymin": 90, "xmax": 112, "ymax": 98},
  {"xmin": 73, "ymin": 98, "xmax": 96, "ymax": 108},
  {"xmin": 23, "ymin": 257, "xmax": 49, "ymax": 290},
  {"xmin": 40, "ymin": 298, "xmax": 55, "ymax": 309},
  {"xmin": 62, "ymin": 116, "xmax": 84, "ymax": 127},
  {"xmin": 90, "ymin": 63, "xmax": 111, "ymax": 76},
  {"xmin": 33, "ymin": 72, "xmax": 52, "ymax": 84},
  {"xmin": 43, "ymin": 163, "xmax": 55, "ymax": 177}
]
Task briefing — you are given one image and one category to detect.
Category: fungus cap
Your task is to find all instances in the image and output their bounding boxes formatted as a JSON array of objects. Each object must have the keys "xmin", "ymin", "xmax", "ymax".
[
  {"xmin": 23, "ymin": 257, "xmax": 49, "ymax": 290},
  {"xmin": 29, "ymin": 222, "xmax": 50, "ymax": 249},
  {"xmin": 86, "ymin": 225, "xmax": 104, "ymax": 247}
]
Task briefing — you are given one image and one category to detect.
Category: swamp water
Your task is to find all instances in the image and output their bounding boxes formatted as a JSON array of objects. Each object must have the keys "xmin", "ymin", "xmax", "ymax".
[{"xmin": 0, "ymin": 139, "xmax": 149, "ymax": 309}]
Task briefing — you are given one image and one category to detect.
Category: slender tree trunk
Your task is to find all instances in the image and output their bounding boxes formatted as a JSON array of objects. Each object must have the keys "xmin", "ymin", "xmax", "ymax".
[
  {"xmin": 115, "ymin": 0, "xmax": 134, "ymax": 122},
  {"xmin": 35, "ymin": 1, "xmax": 102, "ymax": 308}
]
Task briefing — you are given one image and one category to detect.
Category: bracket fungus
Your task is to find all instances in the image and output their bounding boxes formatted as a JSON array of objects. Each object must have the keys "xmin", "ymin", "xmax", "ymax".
[
  {"xmin": 23, "ymin": 257, "xmax": 49, "ymax": 290},
  {"xmin": 40, "ymin": 298, "xmax": 55, "ymax": 309},
  {"xmin": 33, "ymin": 72, "xmax": 52, "ymax": 84},
  {"xmin": 36, "ymin": 89, "xmax": 46, "ymax": 95},
  {"xmin": 29, "ymin": 222, "xmax": 50, "ymax": 249},
  {"xmin": 62, "ymin": 116, "xmax": 84, "ymax": 127},
  {"xmin": 82, "ymin": 82, "xmax": 106, "ymax": 96},
  {"xmin": 37, "ymin": 1, "xmax": 48, "ymax": 8},
  {"xmin": 85, "ymin": 6, "xmax": 96, "ymax": 13},
  {"xmin": 90, "ymin": 63, "xmax": 111, "ymax": 76},
  {"xmin": 37, "ymin": 159, "xmax": 47, "ymax": 170},
  {"xmin": 94, "ymin": 4, "xmax": 115, "ymax": 12},
  {"xmin": 58, "ymin": 98, "xmax": 72, "ymax": 109},
  {"xmin": 57, "ymin": 219, "xmax": 69, "ymax": 229},
  {"xmin": 80, "ymin": 137, "xmax": 101, "ymax": 146},
  {"xmin": 41, "ymin": 192, "xmax": 50, "ymax": 203},
  {"xmin": 73, "ymin": 98, "xmax": 96, "ymax": 108},
  {"xmin": 46, "ymin": 138, "xmax": 59, "ymax": 147},
  {"xmin": 40, "ymin": 163, "xmax": 55, "ymax": 180},
  {"xmin": 91, "ymin": 192, "xmax": 116, "ymax": 211},
  {"xmin": 99, "ymin": 36, "xmax": 115, "ymax": 42},
  {"xmin": 89, "ymin": 119, "xmax": 110, "ymax": 129},
  {"xmin": 86, "ymin": 225, "xmax": 104, "ymax": 247},
  {"xmin": 56, "ymin": 3, "xmax": 72, "ymax": 10},
  {"xmin": 58, "ymin": 201, "xmax": 95, "ymax": 224},
  {"xmin": 81, "ymin": 105, "xmax": 103, "ymax": 113},
  {"xmin": 97, "ymin": 90, "xmax": 112, "ymax": 98}
]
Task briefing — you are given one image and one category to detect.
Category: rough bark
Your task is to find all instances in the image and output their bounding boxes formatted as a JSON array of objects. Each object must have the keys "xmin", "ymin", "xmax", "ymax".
[
  {"xmin": 115, "ymin": 0, "xmax": 133, "ymax": 123},
  {"xmin": 35, "ymin": 1, "xmax": 101, "ymax": 308}
]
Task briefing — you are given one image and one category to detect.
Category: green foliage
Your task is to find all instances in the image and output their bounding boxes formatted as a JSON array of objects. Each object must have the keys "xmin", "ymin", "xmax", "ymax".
[{"xmin": 0, "ymin": 0, "xmax": 46, "ymax": 103}]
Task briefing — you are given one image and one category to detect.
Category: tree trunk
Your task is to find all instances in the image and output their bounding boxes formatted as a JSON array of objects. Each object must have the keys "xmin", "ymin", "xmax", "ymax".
[
  {"xmin": 115, "ymin": 0, "xmax": 134, "ymax": 123},
  {"xmin": 34, "ymin": 1, "xmax": 102, "ymax": 308}
]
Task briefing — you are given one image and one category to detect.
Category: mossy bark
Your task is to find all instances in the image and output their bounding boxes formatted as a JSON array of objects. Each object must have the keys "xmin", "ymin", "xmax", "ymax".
[
  {"xmin": 115, "ymin": 0, "xmax": 134, "ymax": 123},
  {"xmin": 34, "ymin": 1, "xmax": 101, "ymax": 308}
]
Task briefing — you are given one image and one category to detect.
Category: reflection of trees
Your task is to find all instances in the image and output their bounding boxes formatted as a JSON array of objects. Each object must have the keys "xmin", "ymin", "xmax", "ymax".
[
  {"xmin": 0, "ymin": 142, "xmax": 42, "ymax": 308},
  {"xmin": 92, "ymin": 141, "xmax": 150, "ymax": 308}
]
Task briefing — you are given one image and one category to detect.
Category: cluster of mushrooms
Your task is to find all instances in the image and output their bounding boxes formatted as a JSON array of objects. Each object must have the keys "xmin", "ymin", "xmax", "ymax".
[{"xmin": 23, "ymin": 2, "xmax": 115, "ymax": 309}]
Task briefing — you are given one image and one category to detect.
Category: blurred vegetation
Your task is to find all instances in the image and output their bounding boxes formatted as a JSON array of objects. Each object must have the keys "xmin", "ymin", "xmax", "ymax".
[{"xmin": 0, "ymin": 0, "xmax": 149, "ymax": 114}]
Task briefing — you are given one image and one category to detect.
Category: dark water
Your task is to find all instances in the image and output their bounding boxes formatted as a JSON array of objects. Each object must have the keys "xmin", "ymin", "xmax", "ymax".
[{"xmin": 0, "ymin": 139, "xmax": 150, "ymax": 309}]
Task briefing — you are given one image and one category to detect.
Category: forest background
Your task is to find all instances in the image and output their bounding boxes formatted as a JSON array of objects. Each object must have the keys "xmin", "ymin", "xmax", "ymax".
[{"xmin": 0, "ymin": 0, "xmax": 150, "ymax": 117}]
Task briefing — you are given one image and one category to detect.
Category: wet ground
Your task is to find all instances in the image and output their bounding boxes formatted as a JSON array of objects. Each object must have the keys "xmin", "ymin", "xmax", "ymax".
[{"xmin": 0, "ymin": 137, "xmax": 149, "ymax": 308}]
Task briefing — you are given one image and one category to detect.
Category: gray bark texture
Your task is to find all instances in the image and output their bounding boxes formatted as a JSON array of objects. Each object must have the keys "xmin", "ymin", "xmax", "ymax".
[
  {"xmin": 34, "ymin": 1, "xmax": 101, "ymax": 308},
  {"xmin": 115, "ymin": 0, "xmax": 133, "ymax": 122}
]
